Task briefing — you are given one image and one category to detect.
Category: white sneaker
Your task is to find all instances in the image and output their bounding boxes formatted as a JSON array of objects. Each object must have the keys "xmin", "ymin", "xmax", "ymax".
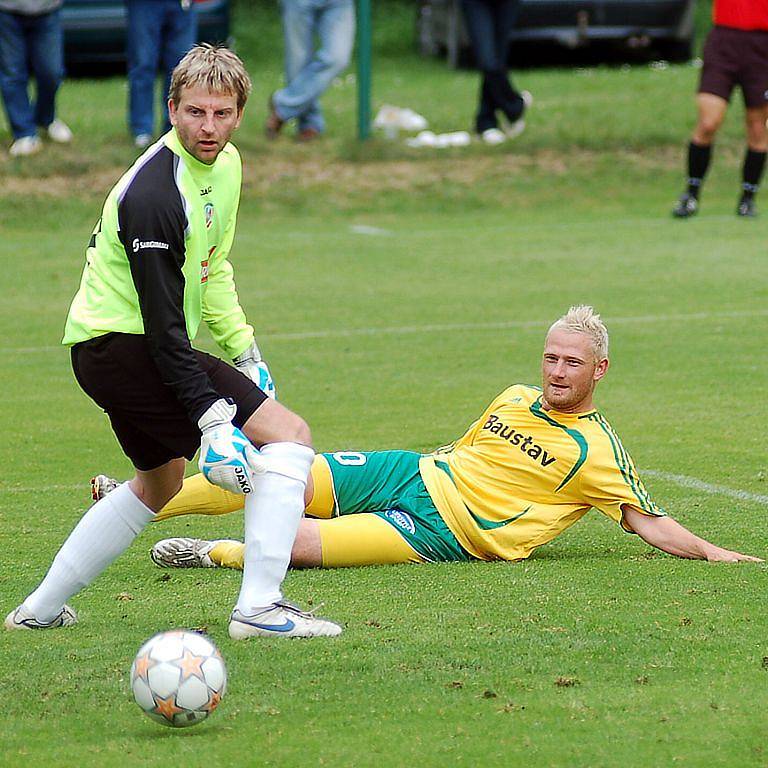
[
  {"xmin": 229, "ymin": 601, "xmax": 343, "ymax": 639},
  {"xmin": 9, "ymin": 135, "xmax": 42, "ymax": 157},
  {"xmin": 46, "ymin": 119, "xmax": 73, "ymax": 143},
  {"xmin": 480, "ymin": 128, "xmax": 506, "ymax": 146},
  {"xmin": 134, "ymin": 134, "xmax": 152, "ymax": 149},
  {"xmin": 502, "ymin": 91, "xmax": 532, "ymax": 139},
  {"xmin": 5, "ymin": 604, "xmax": 77, "ymax": 630},
  {"xmin": 151, "ymin": 537, "xmax": 224, "ymax": 569},
  {"xmin": 504, "ymin": 118, "xmax": 526, "ymax": 140},
  {"xmin": 521, "ymin": 89, "xmax": 533, "ymax": 109}
]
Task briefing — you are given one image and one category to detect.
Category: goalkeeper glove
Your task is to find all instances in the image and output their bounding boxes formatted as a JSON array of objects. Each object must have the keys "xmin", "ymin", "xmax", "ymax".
[
  {"xmin": 233, "ymin": 341, "xmax": 276, "ymax": 399},
  {"xmin": 198, "ymin": 399, "xmax": 266, "ymax": 495}
]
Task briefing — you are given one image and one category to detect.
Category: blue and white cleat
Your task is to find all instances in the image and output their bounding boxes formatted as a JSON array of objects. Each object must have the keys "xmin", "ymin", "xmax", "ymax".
[
  {"xmin": 229, "ymin": 601, "xmax": 342, "ymax": 639},
  {"xmin": 5, "ymin": 604, "xmax": 78, "ymax": 630}
]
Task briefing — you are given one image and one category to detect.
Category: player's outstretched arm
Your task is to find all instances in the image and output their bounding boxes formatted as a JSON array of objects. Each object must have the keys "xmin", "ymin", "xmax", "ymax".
[{"xmin": 622, "ymin": 506, "xmax": 763, "ymax": 562}]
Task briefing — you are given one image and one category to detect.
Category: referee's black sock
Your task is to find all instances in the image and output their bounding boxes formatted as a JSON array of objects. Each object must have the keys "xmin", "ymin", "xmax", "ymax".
[
  {"xmin": 687, "ymin": 141, "xmax": 712, "ymax": 198},
  {"xmin": 741, "ymin": 148, "xmax": 767, "ymax": 200}
]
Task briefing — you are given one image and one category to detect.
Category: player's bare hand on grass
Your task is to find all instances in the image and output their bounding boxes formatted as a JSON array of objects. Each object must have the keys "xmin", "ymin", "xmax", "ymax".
[{"xmin": 703, "ymin": 545, "xmax": 763, "ymax": 563}]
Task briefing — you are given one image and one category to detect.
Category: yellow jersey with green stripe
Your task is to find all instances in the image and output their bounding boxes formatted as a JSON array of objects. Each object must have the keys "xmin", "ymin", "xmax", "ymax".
[{"xmin": 419, "ymin": 384, "xmax": 663, "ymax": 561}]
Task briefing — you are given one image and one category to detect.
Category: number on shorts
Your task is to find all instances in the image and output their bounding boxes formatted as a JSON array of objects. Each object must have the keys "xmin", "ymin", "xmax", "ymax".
[{"xmin": 331, "ymin": 451, "xmax": 367, "ymax": 466}]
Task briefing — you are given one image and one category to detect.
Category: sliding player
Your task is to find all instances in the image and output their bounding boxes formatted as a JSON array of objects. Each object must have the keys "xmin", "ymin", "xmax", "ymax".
[{"xmin": 94, "ymin": 306, "xmax": 760, "ymax": 570}]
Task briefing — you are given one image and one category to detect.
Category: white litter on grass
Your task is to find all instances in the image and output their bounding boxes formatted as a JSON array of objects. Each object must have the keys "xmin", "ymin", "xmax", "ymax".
[
  {"xmin": 405, "ymin": 130, "xmax": 471, "ymax": 148},
  {"xmin": 350, "ymin": 224, "xmax": 393, "ymax": 236},
  {"xmin": 373, "ymin": 105, "xmax": 429, "ymax": 136}
]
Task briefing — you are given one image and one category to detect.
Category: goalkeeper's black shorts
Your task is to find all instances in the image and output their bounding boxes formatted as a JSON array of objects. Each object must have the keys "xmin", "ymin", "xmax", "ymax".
[{"xmin": 71, "ymin": 333, "xmax": 268, "ymax": 471}]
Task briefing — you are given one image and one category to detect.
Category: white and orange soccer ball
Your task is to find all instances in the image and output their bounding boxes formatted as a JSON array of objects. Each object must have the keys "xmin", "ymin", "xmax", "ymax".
[{"xmin": 130, "ymin": 630, "xmax": 227, "ymax": 728}]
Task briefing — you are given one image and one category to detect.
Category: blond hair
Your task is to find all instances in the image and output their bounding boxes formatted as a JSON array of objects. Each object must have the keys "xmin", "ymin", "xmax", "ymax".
[
  {"xmin": 169, "ymin": 44, "xmax": 252, "ymax": 110},
  {"xmin": 548, "ymin": 305, "xmax": 609, "ymax": 360}
]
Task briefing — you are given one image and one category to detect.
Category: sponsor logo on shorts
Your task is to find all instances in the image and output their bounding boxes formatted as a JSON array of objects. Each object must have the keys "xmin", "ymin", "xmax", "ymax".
[
  {"xmin": 204, "ymin": 202, "xmax": 214, "ymax": 229},
  {"xmin": 132, "ymin": 238, "xmax": 169, "ymax": 253},
  {"xmin": 383, "ymin": 509, "xmax": 416, "ymax": 535}
]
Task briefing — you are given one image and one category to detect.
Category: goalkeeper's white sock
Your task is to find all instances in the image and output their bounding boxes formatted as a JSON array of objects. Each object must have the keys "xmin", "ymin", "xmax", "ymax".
[
  {"xmin": 235, "ymin": 442, "xmax": 314, "ymax": 612},
  {"xmin": 23, "ymin": 483, "xmax": 154, "ymax": 622}
]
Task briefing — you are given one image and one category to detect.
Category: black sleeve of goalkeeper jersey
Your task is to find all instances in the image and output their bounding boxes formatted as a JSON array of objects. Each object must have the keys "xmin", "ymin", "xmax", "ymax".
[{"xmin": 118, "ymin": 148, "xmax": 220, "ymax": 423}]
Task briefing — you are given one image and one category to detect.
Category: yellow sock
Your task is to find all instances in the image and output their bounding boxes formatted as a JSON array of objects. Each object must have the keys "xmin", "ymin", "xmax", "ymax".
[
  {"xmin": 209, "ymin": 540, "xmax": 245, "ymax": 570},
  {"xmin": 153, "ymin": 474, "xmax": 244, "ymax": 523}
]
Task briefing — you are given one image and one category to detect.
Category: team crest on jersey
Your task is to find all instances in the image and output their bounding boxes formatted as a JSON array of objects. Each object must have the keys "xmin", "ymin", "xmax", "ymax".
[
  {"xmin": 382, "ymin": 509, "xmax": 416, "ymax": 535},
  {"xmin": 204, "ymin": 202, "xmax": 214, "ymax": 229}
]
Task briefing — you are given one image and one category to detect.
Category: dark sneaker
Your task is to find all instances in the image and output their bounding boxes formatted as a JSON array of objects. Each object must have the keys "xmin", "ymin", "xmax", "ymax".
[
  {"xmin": 265, "ymin": 95, "xmax": 284, "ymax": 140},
  {"xmin": 297, "ymin": 128, "xmax": 321, "ymax": 142},
  {"xmin": 737, "ymin": 197, "xmax": 757, "ymax": 217},
  {"xmin": 672, "ymin": 193, "xmax": 698, "ymax": 218}
]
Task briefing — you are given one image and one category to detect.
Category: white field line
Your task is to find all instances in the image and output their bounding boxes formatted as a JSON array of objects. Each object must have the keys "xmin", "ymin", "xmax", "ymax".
[
  {"xmin": 349, "ymin": 224, "xmax": 393, "ymax": 236},
  {"xmin": 5, "ymin": 308, "xmax": 767, "ymax": 353},
  {"xmin": 642, "ymin": 470, "xmax": 768, "ymax": 506},
  {"xmin": 275, "ymin": 213, "xmax": 739, "ymax": 240}
]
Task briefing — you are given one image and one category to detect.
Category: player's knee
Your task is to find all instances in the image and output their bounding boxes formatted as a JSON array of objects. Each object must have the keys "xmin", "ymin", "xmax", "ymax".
[
  {"xmin": 280, "ymin": 413, "xmax": 312, "ymax": 447},
  {"xmin": 695, "ymin": 118, "xmax": 721, "ymax": 142}
]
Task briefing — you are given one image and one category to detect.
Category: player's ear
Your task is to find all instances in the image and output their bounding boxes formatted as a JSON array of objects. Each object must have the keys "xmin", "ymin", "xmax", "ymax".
[
  {"xmin": 593, "ymin": 357, "xmax": 609, "ymax": 382},
  {"xmin": 168, "ymin": 99, "xmax": 178, "ymax": 126}
]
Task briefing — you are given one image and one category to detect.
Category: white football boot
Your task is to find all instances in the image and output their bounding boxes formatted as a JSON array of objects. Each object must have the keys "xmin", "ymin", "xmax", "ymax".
[
  {"xmin": 91, "ymin": 474, "xmax": 119, "ymax": 501},
  {"xmin": 5, "ymin": 604, "xmax": 77, "ymax": 630},
  {"xmin": 150, "ymin": 538, "xmax": 225, "ymax": 569},
  {"xmin": 229, "ymin": 601, "xmax": 343, "ymax": 639}
]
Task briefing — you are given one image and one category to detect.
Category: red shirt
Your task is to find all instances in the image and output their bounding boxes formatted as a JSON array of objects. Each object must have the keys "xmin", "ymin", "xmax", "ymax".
[{"xmin": 714, "ymin": 0, "xmax": 768, "ymax": 30}]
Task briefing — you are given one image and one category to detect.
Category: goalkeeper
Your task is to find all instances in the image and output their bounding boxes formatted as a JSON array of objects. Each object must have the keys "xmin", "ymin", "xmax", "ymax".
[
  {"xmin": 95, "ymin": 306, "xmax": 760, "ymax": 570},
  {"xmin": 5, "ymin": 45, "xmax": 340, "ymax": 639}
]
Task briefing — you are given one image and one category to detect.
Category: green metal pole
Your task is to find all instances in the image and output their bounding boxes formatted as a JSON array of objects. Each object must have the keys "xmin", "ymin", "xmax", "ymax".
[{"xmin": 357, "ymin": 0, "xmax": 372, "ymax": 140}]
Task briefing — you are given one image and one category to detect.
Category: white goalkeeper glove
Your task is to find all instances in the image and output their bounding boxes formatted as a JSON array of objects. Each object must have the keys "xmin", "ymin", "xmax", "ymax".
[
  {"xmin": 233, "ymin": 342, "xmax": 276, "ymax": 399},
  {"xmin": 198, "ymin": 399, "xmax": 266, "ymax": 495}
]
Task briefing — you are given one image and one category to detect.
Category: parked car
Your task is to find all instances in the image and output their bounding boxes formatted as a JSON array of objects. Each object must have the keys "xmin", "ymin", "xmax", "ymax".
[
  {"xmin": 417, "ymin": 0, "xmax": 697, "ymax": 67},
  {"xmin": 62, "ymin": 0, "xmax": 231, "ymax": 68}
]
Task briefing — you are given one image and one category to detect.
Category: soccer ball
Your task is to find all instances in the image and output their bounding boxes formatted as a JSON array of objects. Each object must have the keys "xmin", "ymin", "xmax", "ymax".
[{"xmin": 130, "ymin": 630, "xmax": 227, "ymax": 728}]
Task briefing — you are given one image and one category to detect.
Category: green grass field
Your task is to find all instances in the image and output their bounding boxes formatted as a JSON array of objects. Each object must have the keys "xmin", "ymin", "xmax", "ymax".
[{"xmin": 1, "ymin": 1, "xmax": 767, "ymax": 766}]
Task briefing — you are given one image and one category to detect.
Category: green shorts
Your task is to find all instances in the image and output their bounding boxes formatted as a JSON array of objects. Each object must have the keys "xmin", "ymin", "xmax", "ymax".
[{"xmin": 321, "ymin": 450, "xmax": 472, "ymax": 563}]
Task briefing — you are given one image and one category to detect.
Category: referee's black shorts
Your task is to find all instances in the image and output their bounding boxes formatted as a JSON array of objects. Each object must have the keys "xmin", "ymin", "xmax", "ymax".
[
  {"xmin": 699, "ymin": 26, "xmax": 768, "ymax": 109},
  {"xmin": 71, "ymin": 333, "xmax": 268, "ymax": 472}
]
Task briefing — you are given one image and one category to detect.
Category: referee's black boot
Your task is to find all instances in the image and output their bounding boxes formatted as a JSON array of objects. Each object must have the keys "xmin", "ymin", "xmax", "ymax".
[
  {"xmin": 672, "ymin": 192, "xmax": 699, "ymax": 218},
  {"xmin": 737, "ymin": 196, "xmax": 757, "ymax": 217}
]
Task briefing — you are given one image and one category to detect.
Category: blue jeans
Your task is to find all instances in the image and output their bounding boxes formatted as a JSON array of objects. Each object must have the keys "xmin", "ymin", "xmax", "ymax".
[
  {"xmin": 126, "ymin": 0, "xmax": 196, "ymax": 137},
  {"xmin": 273, "ymin": 0, "xmax": 355, "ymax": 133},
  {"xmin": 0, "ymin": 8, "xmax": 64, "ymax": 139},
  {"xmin": 460, "ymin": 0, "xmax": 523, "ymax": 132}
]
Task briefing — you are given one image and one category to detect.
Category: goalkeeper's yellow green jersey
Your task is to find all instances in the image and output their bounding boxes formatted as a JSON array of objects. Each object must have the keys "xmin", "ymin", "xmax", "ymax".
[{"xmin": 419, "ymin": 384, "xmax": 664, "ymax": 561}]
